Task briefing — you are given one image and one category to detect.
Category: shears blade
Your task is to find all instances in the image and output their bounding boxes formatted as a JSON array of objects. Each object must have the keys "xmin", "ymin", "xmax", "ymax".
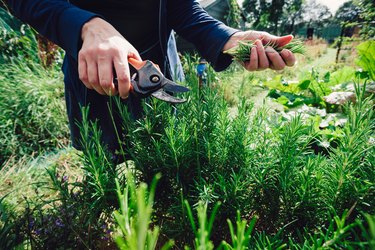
[
  {"xmin": 127, "ymin": 58, "xmax": 189, "ymax": 103},
  {"xmin": 151, "ymin": 89, "xmax": 187, "ymax": 104},
  {"xmin": 162, "ymin": 78, "xmax": 190, "ymax": 93}
]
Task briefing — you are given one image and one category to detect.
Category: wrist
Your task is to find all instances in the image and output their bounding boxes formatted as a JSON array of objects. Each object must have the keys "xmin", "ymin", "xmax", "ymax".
[{"xmin": 81, "ymin": 17, "xmax": 102, "ymax": 40}]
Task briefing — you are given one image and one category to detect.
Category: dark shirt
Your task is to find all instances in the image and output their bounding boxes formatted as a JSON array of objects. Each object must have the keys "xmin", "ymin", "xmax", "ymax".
[{"xmin": 70, "ymin": 0, "xmax": 160, "ymax": 53}]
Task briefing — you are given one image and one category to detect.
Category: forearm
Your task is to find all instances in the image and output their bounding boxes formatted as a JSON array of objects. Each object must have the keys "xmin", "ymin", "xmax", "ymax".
[
  {"xmin": 168, "ymin": 0, "xmax": 238, "ymax": 71},
  {"xmin": 6, "ymin": 0, "xmax": 98, "ymax": 60}
]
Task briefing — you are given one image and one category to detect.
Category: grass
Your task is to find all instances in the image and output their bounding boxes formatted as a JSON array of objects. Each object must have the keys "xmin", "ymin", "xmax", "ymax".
[{"xmin": 0, "ymin": 60, "xmax": 69, "ymax": 166}]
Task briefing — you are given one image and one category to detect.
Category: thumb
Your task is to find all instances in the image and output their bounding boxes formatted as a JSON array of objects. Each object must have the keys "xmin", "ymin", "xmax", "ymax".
[{"xmin": 273, "ymin": 35, "xmax": 294, "ymax": 47}]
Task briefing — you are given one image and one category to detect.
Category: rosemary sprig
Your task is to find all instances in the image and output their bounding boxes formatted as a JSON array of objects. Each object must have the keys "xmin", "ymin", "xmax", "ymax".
[{"xmin": 224, "ymin": 39, "xmax": 306, "ymax": 63}]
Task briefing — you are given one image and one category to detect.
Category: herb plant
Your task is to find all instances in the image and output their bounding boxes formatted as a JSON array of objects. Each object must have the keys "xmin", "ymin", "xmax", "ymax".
[{"xmin": 224, "ymin": 39, "xmax": 306, "ymax": 63}]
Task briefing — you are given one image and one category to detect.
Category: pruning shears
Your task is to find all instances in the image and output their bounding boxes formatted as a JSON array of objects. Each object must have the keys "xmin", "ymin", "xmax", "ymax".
[{"xmin": 115, "ymin": 57, "xmax": 189, "ymax": 104}]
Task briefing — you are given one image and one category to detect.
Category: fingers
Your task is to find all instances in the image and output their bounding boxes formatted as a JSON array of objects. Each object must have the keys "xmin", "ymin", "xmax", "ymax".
[
  {"xmin": 78, "ymin": 55, "xmax": 91, "ymax": 89},
  {"xmin": 244, "ymin": 46, "xmax": 258, "ymax": 71},
  {"xmin": 114, "ymin": 55, "xmax": 131, "ymax": 99},
  {"xmin": 280, "ymin": 49, "xmax": 296, "ymax": 67},
  {"xmin": 265, "ymin": 46, "xmax": 286, "ymax": 71},
  {"xmin": 78, "ymin": 47, "xmax": 140, "ymax": 98},
  {"xmin": 274, "ymin": 35, "xmax": 293, "ymax": 48},
  {"xmin": 79, "ymin": 52, "xmax": 106, "ymax": 95},
  {"xmin": 242, "ymin": 38, "xmax": 296, "ymax": 71},
  {"xmin": 98, "ymin": 56, "xmax": 118, "ymax": 96},
  {"xmin": 86, "ymin": 58, "xmax": 106, "ymax": 95},
  {"xmin": 255, "ymin": 40, "xmax": 269, "ymax": 70},
  {"xmin": 78, "ymin": 18, "xmax": 140, "ymax": 98}
]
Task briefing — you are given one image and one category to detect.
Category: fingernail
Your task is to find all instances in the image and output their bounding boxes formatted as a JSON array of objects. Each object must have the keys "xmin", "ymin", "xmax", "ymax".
[
  {"xmin": 281, "ymin": 49, "xmax": 290, "ymax": 57},
  {"xmin": 265, "ymin": 47, "xmax": 275, "ymax": 53}
]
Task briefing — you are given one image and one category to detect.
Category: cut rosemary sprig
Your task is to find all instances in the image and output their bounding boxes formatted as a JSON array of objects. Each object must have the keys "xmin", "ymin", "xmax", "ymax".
[{"xmin": 224, "ymin": 39, "xmax": 305, "ymax": 63}]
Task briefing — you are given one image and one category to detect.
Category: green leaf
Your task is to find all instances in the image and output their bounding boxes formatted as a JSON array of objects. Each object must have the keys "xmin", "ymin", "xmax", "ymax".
[
  {"xmin": 298, "ymin": 79, "xmax": 311, "ymax": 90},
  {"xmin": 276, "ymin": 96, "xmax": 290, "ymax": 105},
  {"xmin": 356, "ymin": 40, "xmax": 375, "ymax": 80},
  {"xmin": 323, "ymin": 72, "xmax": 331, "ymax": 83}
]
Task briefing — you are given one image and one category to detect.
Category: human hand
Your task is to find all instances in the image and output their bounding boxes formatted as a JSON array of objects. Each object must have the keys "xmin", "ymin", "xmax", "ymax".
[
  {"xmin": 79, "ymin": 17, "xmax": 141, "ymax": 98},
  {"xmin": 223, "ymin": 30, "xmax": 296, "ymax": 71}
]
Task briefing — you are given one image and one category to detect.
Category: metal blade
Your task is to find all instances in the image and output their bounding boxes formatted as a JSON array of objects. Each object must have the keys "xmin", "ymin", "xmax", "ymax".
[
  {"xmin": 162, "ymin": 79, "xmax": 190, "ymax": 93},
  {"xmin": 151, "ymin": 89, "xmax": 187, "ymax": 104}
]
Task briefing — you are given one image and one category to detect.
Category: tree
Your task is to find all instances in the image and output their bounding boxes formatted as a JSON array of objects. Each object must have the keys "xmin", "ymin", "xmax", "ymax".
[
  {"xmin": 353, "ymin": 0, "xmax": 375, "ymax": 39},
  {"xmin": 282, "ymin": 0, "xmax": 305, "ymax": 34},
  {"xmin": 242, "ymin": 0, "xmax": 304, "ymax": 34},
  {"xmin": 242, "ymin": 0, "xmax": 269, "ymax": 31},
  {"xmin": 301, "ymin": 0, "xmax": 332, "ymax": 28},
  {"xmin": 226, "ymin": 0, "xmax": 242, "ymax": 29},
  {"xmin": 334, "ymin": 1, "xmax": 362, "ymax": 63}
]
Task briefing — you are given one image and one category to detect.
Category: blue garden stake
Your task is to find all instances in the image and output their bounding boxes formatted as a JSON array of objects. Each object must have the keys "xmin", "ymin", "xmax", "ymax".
[{"xmin": 196, "ymin": 58, "xmax": 208, "ymax": 88}]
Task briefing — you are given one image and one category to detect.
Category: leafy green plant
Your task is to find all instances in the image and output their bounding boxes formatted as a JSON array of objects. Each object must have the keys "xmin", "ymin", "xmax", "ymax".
[
  {"xmin": 0, "ymin": 7, "xmax": 40, "ymax": 64},
  {"xmin": 219, "ymin": 211, "xmax": 257, "ymax": 250},
  {"xmin": 113, "ymin": 173, "xmax": 174, "ymax": 250},
  {"xmin": 184, "ymin": 200, "xmax": 221, "ymax": 250},
  {"xmin": 323, "ymin": 81, "xmax": 374, "ymax": 216},
  {"xmin": 0, "ymin": 196, "xmax": 24, "ymax": 249},
  {"xmin": 288, "ymin": 212, "xmax": 375, "ymax": 249},
  {"xmin": 0, "ymin": 60, "xmax": 69, "ymax": 165},
  {"xmin": 356, "ymin": 40, "xmax": 375, "ymax": 81},
  {"xmin": 0, "ymin": 36, "xmax": 373, "ymax": 249}
]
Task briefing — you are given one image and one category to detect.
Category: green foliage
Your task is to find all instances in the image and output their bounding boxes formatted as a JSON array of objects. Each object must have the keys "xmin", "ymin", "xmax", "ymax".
[
  {"xmin": 264, "ymin": 67, "xmax": 358, "ymax": 109},
  {"xmin": 354, "ymin": 0, "xmax": 375, "ymax": 39},
  {"xmin": 184, "ymin": 201, "xmax": 221, "ymax": 250},
  {"xmin": 113, "ymin": 173, "xmax": 174, "ymax": 250},
  {"xmin": 220, "ymin": 211, "xmax": 257, "ymax": 250},
  {"xmin": 0, "ymin": 32, "xmax": 373, "ymax": 248},
  {"xmin": 356, "ymin": 40, "xmax": 375, "ymax": 81},
  {"xmin": 0, "ymin": 7, "xmax": 68, "ymax": 166},
  {"xmin": 0, "ymin": 197, "xmax": 24, "ymax": 249},
  {"xmin": 0, "ymin": 7, "xmax": 40, "ymax": 64},
  {"xmin": 110, "ymin": 63, "xmax": 374, "ymax": 247},
  {"xmin": 0, "ymin": 61, "xmax": 69, "ymax": 166},
  {"xmin": 226, "ymin": 0, "xmax": 242, "ymax": 29},
  {"xmin": 242, "ymin": 0, "xmax": 304, "ymax": 34}
]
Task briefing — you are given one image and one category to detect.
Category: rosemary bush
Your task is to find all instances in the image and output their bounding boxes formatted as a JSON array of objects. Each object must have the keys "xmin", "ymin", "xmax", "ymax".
[
  {"xmin": 110, "ymin": 55, "xmax": 374, "ymax": 246},
  {"xmin": 1, "ymin": 50, "xmax": 372, "ymax": 248}
]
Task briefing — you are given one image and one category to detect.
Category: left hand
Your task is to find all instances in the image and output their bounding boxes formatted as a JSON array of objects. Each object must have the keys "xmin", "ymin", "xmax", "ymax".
[{"xmin": 223, "ymin": 30, "xmax": 296, "ymax": 71}]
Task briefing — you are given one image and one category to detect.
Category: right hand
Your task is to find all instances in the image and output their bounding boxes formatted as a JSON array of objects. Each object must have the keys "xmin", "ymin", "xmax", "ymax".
[{"xmin": 78, "ymin": 17, "xmax": 141, "ymax": 98}]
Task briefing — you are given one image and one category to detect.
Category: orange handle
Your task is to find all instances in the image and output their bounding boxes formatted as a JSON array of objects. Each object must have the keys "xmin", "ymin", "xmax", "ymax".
[
  {"xmin": 128, "ymin": 57, "xmax": 146, "ymax": 70},
  {"xmin": 128, "ymin": 57, "xmax": 161, "ymax": 72}
]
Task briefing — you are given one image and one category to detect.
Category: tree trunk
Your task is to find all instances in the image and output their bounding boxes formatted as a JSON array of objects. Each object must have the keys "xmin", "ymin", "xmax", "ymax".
[{"xmin": 335, "ymin": 23, "xmax": 346, "ymax": 64}]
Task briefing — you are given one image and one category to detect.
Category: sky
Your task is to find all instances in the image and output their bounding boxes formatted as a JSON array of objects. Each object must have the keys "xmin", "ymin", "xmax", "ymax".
[{"xmin": 314, "ymin": 0, "xmax": 350, "ymax": 14}]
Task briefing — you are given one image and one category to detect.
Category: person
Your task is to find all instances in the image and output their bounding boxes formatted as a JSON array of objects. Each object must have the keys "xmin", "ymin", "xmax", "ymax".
[{"xmin": 5, "ymin": 0, "xmax": 296, "ymax": 159}]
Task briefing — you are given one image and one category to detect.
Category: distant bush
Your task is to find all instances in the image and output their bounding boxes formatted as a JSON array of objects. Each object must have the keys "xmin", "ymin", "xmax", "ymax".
[
  {"xmin": 0, "ymin": 7, "xmax": 40, "ymax": 64},
  {"xmin": 0, "ymin": 61, "xmax": 69, "ymax": 166}
]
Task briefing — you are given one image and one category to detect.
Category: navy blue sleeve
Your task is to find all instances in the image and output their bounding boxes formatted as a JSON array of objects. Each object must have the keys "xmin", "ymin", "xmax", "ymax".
[
  {"xmin": 5, "ymin": 0, "xmax": 98, "ymax": 60},
  {"xmin": 167, "ymin": 0, "xmax": 239, "ymax": 71}
]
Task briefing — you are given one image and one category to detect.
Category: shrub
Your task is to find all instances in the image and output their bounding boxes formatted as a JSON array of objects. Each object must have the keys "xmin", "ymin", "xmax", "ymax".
[{"xmin": 0, "ymin": 60, "xmax": 69, "ymax": 166}]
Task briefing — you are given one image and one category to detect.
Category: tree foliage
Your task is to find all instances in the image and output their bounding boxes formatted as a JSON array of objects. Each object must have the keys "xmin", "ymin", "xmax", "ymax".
[
  {"xmin": 242, "ymin": 0, "xmax": 310, "ymax": 34},
  {"xmin": 353, "ymin": 0, "xmax": 375, "ymax": 39},
  {"xmin": 243, "ymin": 0, "xmax": 286, "ymax": 34}
]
